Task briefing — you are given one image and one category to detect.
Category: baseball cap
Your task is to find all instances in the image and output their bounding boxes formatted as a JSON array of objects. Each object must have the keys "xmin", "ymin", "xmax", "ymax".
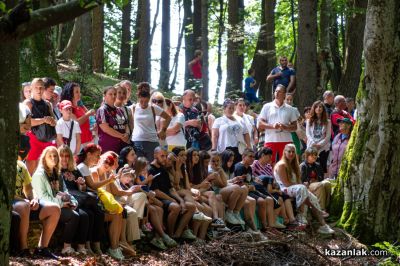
[
  {"xmin": 58, "ymin": 100, "xmax": 73, "ymax": 110},
  {"xmin": 54, "ymin": 86, "xmax": 62, "ymax": 96},
  {"xmin": 337, "ymin": 117, "xmax": 352, "ymax": 124}
]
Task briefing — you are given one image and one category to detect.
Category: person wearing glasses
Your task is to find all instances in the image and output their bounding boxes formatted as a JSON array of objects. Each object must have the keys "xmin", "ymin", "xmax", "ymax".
[
  {"xmin": 130, "ymin": 83, "xmax": 171, "ymax": 162},
  {"xmin": 151, "ymin": 92, "xmax": 168, "ymax": 149},
  {"xmin": 266, "ymin": 56, "xmax": 296, "ymax": 94}
]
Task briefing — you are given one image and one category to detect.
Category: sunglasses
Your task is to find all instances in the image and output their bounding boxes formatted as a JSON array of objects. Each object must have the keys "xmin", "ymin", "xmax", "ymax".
[{"xmin": 152, "ymin": 99, "xmax": 164, "ymax": 104}]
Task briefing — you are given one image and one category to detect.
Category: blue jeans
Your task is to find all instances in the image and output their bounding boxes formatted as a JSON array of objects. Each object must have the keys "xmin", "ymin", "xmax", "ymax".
[
  {"xmin": 245, "ymin": 92, "xmax": 259, "ymax": 103},
  {"xmin": 132, "ymin": 141, "xmax": 160, "ymax": 162}
]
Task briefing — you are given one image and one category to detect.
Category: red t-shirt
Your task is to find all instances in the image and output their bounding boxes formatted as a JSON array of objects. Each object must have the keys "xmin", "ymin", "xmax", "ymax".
[
  {"xmin": 191, "ymin": 60, "xmax": 202, "ymax": 79},
  {"xmin": 73, "ymin": 105, "xmax": 93, "ymax": 144}
]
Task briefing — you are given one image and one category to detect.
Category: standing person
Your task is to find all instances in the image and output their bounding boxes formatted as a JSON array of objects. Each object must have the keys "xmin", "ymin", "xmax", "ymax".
[
  {"xmin": 119, "ymin": 80, "xmax": 133, "ymax": 106},
  {"xmin": 234, "ymin": 98, "xmax": 258, "ymax": 150},
  {"xmin": 257, "ymin": 85, "xmax": 299, "ymax": 164},
  {"xmin": 329, "ymin": 118, "xmax": 353, "ymax": 179},
  {"xmin": 212, "ymin": 99, "xmax": 251, "ymax": 165},
  {"xmin": 322, "ymin": 91, "xmax": 335, "ymax": 116},
  {"xmin": 61, "ymin": 82, "xmax": 95, "ymax": 147},
  {"xmin": 12, "ymin": 141, "xmax": 60, "ymax": 259},
  {"xmin": 181, "ymin": 89, "xmax": 202, "ymax": 149},
  {"xmin": 165, "ymin": 98, "xmax": 187, "ymax": 150},
  {"xmin": 345, "ymin": 97, "xmax": 356, "ymax": 118},
  {"xmin": 42, "ymin": 78, "xmax": 60, "ymax": 120},
  {"xmin": 188, "ymin": 50, "xmax": 203, "ymax": 80},
  {"xmin": 284, "ymin": 93, "xmax": 302, "ymax": 158},
  {"xmin": 130, "ymin": 82, "xmax": 171, "ymax": 162},
  {"xmin": 21, "ymin": 82, "xmax": 31, "ymax": 101},
  {"xmin": 24, "ymin": 78, "xmax": 57, "ymax": 175},
  {"xmin": 266, "ymin": 56, "xmax": 296, "ymax": 93},
  {"xmin": 151, "ymin": 91, "xmax": 168, "ymax": 149},
  {"xmin": 149, "ymin": 147, "xmax": 197, "ymax": 240},
  {"xmin": 56, "ymin": 100, "xmax": 81, "ymax": 156},
  {"xmin": 306, "ymin": 101, "xmax": 331, "ymax": 175},
  {"xmin": 114, "ymin": 84, "xmax": 133, "ymax": 140},
  {"xmin": 244, "ymin": 68, "xmax": 259, "ymax": 103},
  {"xmin": 331, "ymin": 95, "xmax": 355, "ymax": 137},
  {"xmin": 31, "ymin": 146, "xmax": 88, "ymax": 255},
  {"xmin": 96, "ymin": 86, "xmax": 130, "ymax": 154},
  {"xmin": 274, "ymin": 144, "xmax": 334, "ymax": 234}
]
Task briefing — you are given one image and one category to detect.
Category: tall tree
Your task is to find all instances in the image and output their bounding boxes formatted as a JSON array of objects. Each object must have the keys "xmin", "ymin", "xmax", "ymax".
[
  {"xmin": 170, "ymin": 2, "xmax": 184, "ymax": 91},
  {"xmin": 331, "ymin": 0, "xmax": 400, "ymax": 244},
  {"xmin": 149, "ymin": 0, "xmax": 160, "ymax": 47},
  {"xmin": 136, "ymin": 0, "xmax": 151, "ymax": 82},
  {"xmin": 317, "ymin": 0, "xmax": 333, "ymax": 91},
  {"xmin": 58, "ymin": 17, "xmax": 82, "ymax": 60},
  {"xmin": 92, "ymin": 6, "xmax": 104, "ymax": 73},
  {"xmin": 296, "ymin": 0, "xmax": 318, "ymax": 112},
  {"xmin": 119, "ymin": 0, "xmax": 132, "ymax": 79},
  {"xmin": 183, "ymin": 0, "xmax": 194, "ymax": 88},
  {"xmin": 200, "ymin": 0, "xmax": 208, "ymax": 100},
  {"xmin": 226, "ymin": 0, "xmax": 244, "ymax": 94},
  {"xmin": 80, "ymin": 11, "xmax": 93, "ymax": 73},
  {"xmin": 131, "ymin": 1, "xmax": 141, "ymax": 80},
  {"xmin": 0, "ymin": 1, "xmax": 103, "ymax": 263},
  {"xmin": 329, "ymin": 10, "xmax": 342, "ymax": 91},
  {"xmin": 158, "ymin": 0, "xmax": 170, "ymax": 90},
  {"xmin": 250, "ymin": 0, "xmax": 276, "ymax": 102},
  {"xmin": 192, "ymin": 0, "xmax": 202, "ymax": 50},
  {"xmin": 215, "ymin": 0, "xmax": 225, "ymax": 102},
  {"xmin": 337, "ymin": 0, "xmax": 367, "ymax": 98}
]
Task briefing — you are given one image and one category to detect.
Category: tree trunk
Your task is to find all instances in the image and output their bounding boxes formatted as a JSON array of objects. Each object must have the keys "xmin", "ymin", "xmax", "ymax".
[
  {"xmin": 183, "ymin": 0, "xmax": 194, "ymax": 88},
  {"xmin": 289, "ymin": 0, "xmax": 297, "ymax": 63},
  {"xmin": 131, "ymin": 0, "xmax": 141, "ymax": 80},
  {"xmin": 337, "ymin": 0, "xmax": 367, "ymax": 98},
  {"xmin": 169, "ymin": 3, "xmax": 184, "ymax": 91},
  {"xmin": 331, "ymin": 0, "xmax": 400, "ymax": 244},
  {"xmin": 226, "ymin": 0, "xmax": 244, "ymax": 94},
  {"xmin": 215, "ymin": 0, "xmax": 225, "ymax": 103},
  {"xmin": 119, "ymin": 0, "xmax": 132, "ymax": 79},
  {"xmin": 92, "ymin": 6, "xmax": 104, "ymax": 73},
  {"xmin": 330, "ymin": 11, "xmax": 342, "ymax": 92},
  {"xmin": 192, "ymin": 0, "xmax": 202, "ymax": 50},
  {"xmin": 318, "ymin": 0, "xmax": 333, "ymax": 91},
  {"xmin": 0, "ymin": 41, "xmax": 19, "ymax": 266},
  {"xmin": 136, "ymin": 0, "xmax": 151, "ymax": 82},
  {"xmin": 80, "ymin": 12, "xmax": 93, "ymax": 74},
  {"xmin": 250, "ymin": 0, "xmax": 276, "ymax": 102},
  {"xmin": 149, "ymin": 0, "xmax": 160, "ymax": 48},
  {"xmin": 296, "ymin": 0, "xmax": 318, "ymax": 112},
  {"xmin": 200, "ymin": 0, "xmax": 208, "ymax": 101},
  {"xmin": 58, "ymin": 18, "xmax": 82, "ymax": 60},
  {"xmin": 159, "ymin": 0, "xmax": 170, "ymax": 90}
]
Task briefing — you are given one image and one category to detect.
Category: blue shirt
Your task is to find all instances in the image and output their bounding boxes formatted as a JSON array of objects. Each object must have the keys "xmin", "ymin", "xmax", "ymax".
[
  {"xmin": 270, "ymin": 67, "xmax": 295, "ymax": 90},
  {"xmin": 244, "ymin": 76, "xmax": 256, "ymax": 94}
]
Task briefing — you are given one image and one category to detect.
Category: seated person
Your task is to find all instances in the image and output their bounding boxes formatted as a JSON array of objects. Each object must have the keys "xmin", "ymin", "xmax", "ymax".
[
  {"xmin": 300, "ymin": 147, "xmax": 331, "ymax": 217},
  {"xmin": 149, "ymin": 147, "xmax": 196, "ymax": 240},
  {"xmin": 12, "ymin": 140, "xmax": 60, "ymax": 259}
]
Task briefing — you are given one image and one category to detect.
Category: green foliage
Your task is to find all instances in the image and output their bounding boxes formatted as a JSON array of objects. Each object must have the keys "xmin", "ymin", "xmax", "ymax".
[
  {"xmin": 275, "ymin": 0, "xmax": 297, "ymax": 61},
  {"xmin": 0, "ymin": 1, "xmax": 6, "ymax": 12},
  {"xmin": 242, "ymin": 0, "xmax": 261, "ymax": 69},
  {"xmin": 104, "ymin": 3, "xmax": 123, "ymax": 77},
  {"xmin": 372, "ymin": 242, "xmax": 400, "ymax": 265}
]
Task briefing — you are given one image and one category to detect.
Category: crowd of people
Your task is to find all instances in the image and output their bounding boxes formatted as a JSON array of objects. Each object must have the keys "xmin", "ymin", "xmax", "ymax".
[{"xmin": 12, "ymin": 58, "xmax": 357, "ymax": 261}]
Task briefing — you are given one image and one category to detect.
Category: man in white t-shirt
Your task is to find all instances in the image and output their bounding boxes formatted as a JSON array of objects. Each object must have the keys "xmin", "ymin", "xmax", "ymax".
[
  {"xmin": 257, "ymin": 85, "xmax": 299, "ymax": 163},
  {"xmin": 56, "ymin": 100, "xmax": 81, "ymax": 155}
]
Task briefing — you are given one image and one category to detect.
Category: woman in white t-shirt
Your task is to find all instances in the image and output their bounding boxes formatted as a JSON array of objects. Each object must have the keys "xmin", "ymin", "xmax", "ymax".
[
  {"xmin": 130, "ymin": 83, "xmax": 171, "ymax": 162},
  {"xmin": 211, "ymin": 99, "xmax": 251, "ymax": 165},
  {"xmin": 165, "ymin": 98, "xmax": 187, "ymax": 151},
  {"xmin": 234, "ymin": 98, "xmax": 258, "ymax": 148}
]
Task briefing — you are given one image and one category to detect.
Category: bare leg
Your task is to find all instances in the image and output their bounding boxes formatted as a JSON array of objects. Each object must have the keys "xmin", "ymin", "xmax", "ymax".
[
  {"xmin": 198, "ymin": 221, "xmax": 211, "ymax": 240},
  {"xmin": 203, "ymin": 191, "xmax": 219, "ymax": 219},
  {"xmin": 235, "ymin": 186, "xmax": 248, "ymax": 211},
  {"xmin": 192, "ymin": 220, "xmax": 201, "ymax": 236},
  {"xmin": 265, "ymin": 197, "xmax": 276, "ymax": 227},
  {"xmin": 148, "ymin": 205, "xmax": 164, "ymax": 237},
  {"xmin": 220, "ymin": 185, "xmax": 240, "ymax": 211},
  {"xmin": 244, "ymin": 196, "xmax": 256, "ymax": 230},
  {"xmin": 105, "ymin": 213, "xmax": 122, "ymax": 249},
  {"xmin": 174, "ymin": 202, "xmax": 196, "ymax": 237},
  {"xmin": 257, "ymin": 198, "xmax": 268, "ymax": 228},
  {"xmin": 167, "ymin": 203, "xmax": 181, "ymax": 236},
  {"xmin": 284, "ymin": 199, "xmax": 296, "ymax": 222},
  {"xmin": 38, "ymin": 204, "xmax": 60, "ymax": 248},
  {"xmin": 13, "ymin": 201, "xmax": 30, "ymax": 249}
]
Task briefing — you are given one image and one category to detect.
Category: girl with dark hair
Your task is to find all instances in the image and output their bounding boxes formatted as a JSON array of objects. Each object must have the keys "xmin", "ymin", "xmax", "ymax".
[
  {"xmin": 165, "ymin": 98, "xmax": 187, "ymax": 150},
  {"xmin": 220, "ymin": 150, "xmax": 235, "ymax": 179},
  {"xmin": 118, "ymin": 146, "xmax": 136, "ymax": 171},
  {"xmin": 306, "ymin": 100, "xmax": 331, "ymax": 175},
  {"xmin": 61, "ymin": 82, "xmax": 95, "ymax": 147},
  {"xmin": 96, "ymin": 86, "xmax": 130, "ymax": 154}
]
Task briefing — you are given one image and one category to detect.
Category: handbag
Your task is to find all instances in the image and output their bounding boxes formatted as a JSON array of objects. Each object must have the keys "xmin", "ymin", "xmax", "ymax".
[
  {"xmin": 97, "ymin": 187, "xmax": 123, "ymax": 214},
  {"xmin": 30, "ymin": 100, "xmax": 56, "ymax": 142},
  {"xmin": 62, "ymin": 121, "xmax": 74, "ymax": 146}
]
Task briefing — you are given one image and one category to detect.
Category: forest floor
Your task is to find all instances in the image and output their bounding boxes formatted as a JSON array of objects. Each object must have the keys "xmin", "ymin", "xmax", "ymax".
[{"xmin": 9, "ymin": 223, "xmax": 387, "ymax": 266}]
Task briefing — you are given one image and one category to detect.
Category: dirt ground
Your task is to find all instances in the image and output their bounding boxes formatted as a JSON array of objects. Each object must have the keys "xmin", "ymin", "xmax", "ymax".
[{"xmin": 10, "ymin": 226, "xmax": 387, "ymax": 266}]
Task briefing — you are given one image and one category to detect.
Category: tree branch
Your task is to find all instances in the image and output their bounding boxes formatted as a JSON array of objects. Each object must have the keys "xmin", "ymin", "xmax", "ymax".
[{"xmin": 0, "ymin": 0, "xmax": 101, "ymax": 42}]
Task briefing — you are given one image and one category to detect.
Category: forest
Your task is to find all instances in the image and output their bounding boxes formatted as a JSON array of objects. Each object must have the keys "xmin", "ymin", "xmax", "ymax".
[{"xmin": 0, "ymin": 0, "xmax": 400, "ymax": 265}]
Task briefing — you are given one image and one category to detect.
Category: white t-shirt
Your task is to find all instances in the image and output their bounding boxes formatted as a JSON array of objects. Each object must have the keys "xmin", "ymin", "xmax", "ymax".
[
  {"xmin": 166, "ymin": 113, "xmax": 187, "ymax": 147},
  {"xmin": 19, "ymin": 102, "xmax": 30, "ymax": 123},
  {"xmin": 212, "ymin": 115, "xmax": 248, "ymax": 152},
  {"xmin": 56, "ymin": 119, "xmax": 81, "ymax": 153},
  {"xmin": 77, "ymin": 162, "xmax": 91, "ymax": 177},
  {"xmin": 234, "ymin": 113, "xmax": 255, "ymax": 143},
  {"xmin": 131, "ymin": 104, "xmax": 163, "ymax": 142},
  {"xmin": 258, "ymin": 101, "xmax": 299, "ymax": 143}
]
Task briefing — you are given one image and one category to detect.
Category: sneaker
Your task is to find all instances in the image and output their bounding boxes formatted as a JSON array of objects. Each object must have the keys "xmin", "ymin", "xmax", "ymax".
[
  {"xmin": 77, "ymin": 247, "xmax": 88, "ymax": 255},
  {"xmin": 193, "ymin": 212, "xmax": 213, "ymax": 222},
  {"xmin": 181, "ymin": 229, "xmax": 197, "ymax": 240},
  {"xmin": 207, "ymin": 229, "xmax": 216, "ymax": 240},
  {"xmin": 150, "ymin": 237, "xmax": 167, "ymax": 250},
  {"xmin": 216, "ymin": 226, "xmax": 231, "ymax": 233},
  {"xmin": 321, "ymin": 211, "xmax": 330, "ymax": 218},
  {"xmin": 287, "ymin": 221, "xmax": 307, "ymax": 231},
  {"xmin": 233, "ymin": 212, "xmax": 245, "ymax": 225},
  {"xmin": 34, "ymin": 247, "xmax": 59, "ymax": 260},
  {"xmin": 225, "ymin": 211, "xmax": 240, "ymax": 225},
  {"xmin": 296, "ymin": 213, "xmax": 308, "ymax": 225},
  {"xmin": 107, "ymin": 247, "xmax": 124, "ymax": 260},
  {"xmin": 162, "ymin": 234, "xmax": 178, "ymax": 248},
  {"xmin": 318, "ymin": 224, "xmax": 335, "ymax": 235},
  {"xmin": 272, "ymin": 221, "xmax": 286, "ymax": 229},
  {"xmin": 211, "ymin": 218, "xmax": 226, "ymax": 228},
  {"xmin": 61, "ymin": 246, "xmax": 77, "ymax": 256}
]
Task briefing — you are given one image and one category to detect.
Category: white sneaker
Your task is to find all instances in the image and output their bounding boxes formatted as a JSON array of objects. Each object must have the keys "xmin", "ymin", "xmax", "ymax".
[
  {"xmin": 233, "ymin": 212, "xmax": 245, "ymax": 225},
  {"xmin": 107, "ymin": 247, "xmax": 124, "ymax": 260},
  {"xmin": 193, "ymin": 211, "xmax": 212, "ymax": 222},
  {"xmin": 61, "ymin": 246, "xmax": 77, "ymax": 256},
  {"xmin": 225, "ymin": 211, "xmax": 240, "ymax": 225},
  {"xmin": 272, "ymin": 222, "xmax": 286, "ymax": 229},
  {"xmin": 318, "ymin": 224, "xmax": 335, "ymax": 234},
  {"xmin": 296, "ymin": 213, "xmax": 308, "ymax": 225}
]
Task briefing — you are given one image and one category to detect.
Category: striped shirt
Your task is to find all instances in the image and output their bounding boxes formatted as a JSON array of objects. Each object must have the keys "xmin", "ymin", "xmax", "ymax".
[{"xmin": 252, "ymin": 160, "xmax": 273, "ymax": 177}]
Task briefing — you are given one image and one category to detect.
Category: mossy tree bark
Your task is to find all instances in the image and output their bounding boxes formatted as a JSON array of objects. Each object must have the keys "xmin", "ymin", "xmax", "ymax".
[
  {"xmin": 119, "ymin": 0, "xmax": 132, "ymax": 79},
  {"xmin": 331, "ymin": 0, "xmax": 400, "ymax": 244}
]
